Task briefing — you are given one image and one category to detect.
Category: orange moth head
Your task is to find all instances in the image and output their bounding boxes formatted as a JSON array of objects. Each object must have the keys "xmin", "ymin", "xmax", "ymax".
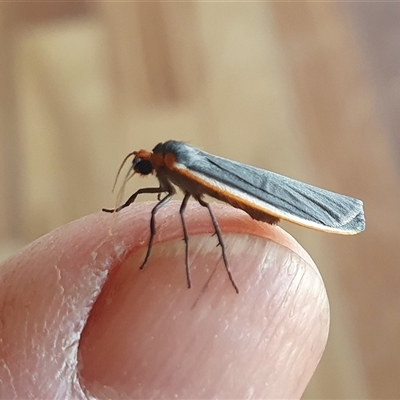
[
  {"xmin": 131, "ymin": 149, "xmax": 154, "ymax": 176},
  {"xmin": 110, "ymin": 149, "xmax": 155, "ymax": 210}
]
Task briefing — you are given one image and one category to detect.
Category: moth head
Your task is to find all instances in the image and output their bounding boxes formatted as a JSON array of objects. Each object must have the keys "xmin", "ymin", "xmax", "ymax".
[{"xmin": 132, "ymin": 150, "xmax": 154, "ymax": 176}]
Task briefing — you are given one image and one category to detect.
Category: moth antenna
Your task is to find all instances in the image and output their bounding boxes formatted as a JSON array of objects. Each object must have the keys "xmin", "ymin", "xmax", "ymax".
[{"xmin": 111, "ymin": 151, "xmax": 137, "ymax": 193}]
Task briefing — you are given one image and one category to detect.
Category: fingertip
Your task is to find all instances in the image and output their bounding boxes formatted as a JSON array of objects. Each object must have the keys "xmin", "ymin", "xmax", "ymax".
[
  {"xmin": 0, "ymin": 201, "xmax": 329, "ymax": 399},
  {"xmin": 80, "ymin": 202, "xmax": 329, "ymax": 399}
]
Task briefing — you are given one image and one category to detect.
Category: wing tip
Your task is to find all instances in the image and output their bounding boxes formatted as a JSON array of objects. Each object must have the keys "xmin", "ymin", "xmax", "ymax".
[{"xmin": 341, "ymin": 203, "xmax": 366, "ymax": 234}]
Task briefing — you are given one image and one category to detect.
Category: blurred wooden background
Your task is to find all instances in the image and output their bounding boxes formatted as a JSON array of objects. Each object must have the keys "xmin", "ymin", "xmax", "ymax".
[{"xmin": 1, "ymin": 3, "xmax": 399, "ymax": 398}]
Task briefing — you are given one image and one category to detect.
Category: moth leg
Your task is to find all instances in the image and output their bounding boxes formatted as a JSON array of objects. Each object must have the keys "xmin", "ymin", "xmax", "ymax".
[
  {"xmin": 140, "ymin": 191, "xmax": 175, "ymax": 270},
  {"xmin": 179, "ymin": 193, "xmax": 191, "ymax": 288},
  {"xmin": 197, "ymin": 198, "xmax": 239, "ymax": 294},
  {"xmin": 102, "ymin": 187, "xmax": 165, "ymax": 213}
]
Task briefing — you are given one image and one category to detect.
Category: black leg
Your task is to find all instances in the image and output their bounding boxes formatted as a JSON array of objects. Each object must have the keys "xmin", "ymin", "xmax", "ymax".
[
  {"xmin": 197, "ymin": 198, "xmax": 239, "ymax": 294},
  {"xmin": 139, "ymin": 192, "xmax": 174, "ymax": 270},
  {"xmin": 102, "ymin": 187, "xmax": 165, "ymax": 213},
  {"xmin": 179, "ymin": 193, "xmax": 191, "ymax": 288}
]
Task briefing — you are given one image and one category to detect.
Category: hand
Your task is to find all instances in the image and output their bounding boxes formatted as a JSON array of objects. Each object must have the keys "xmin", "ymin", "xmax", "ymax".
[{"xmin": 0, "ymin": 202, "xmax": 329, "ymax": 399}]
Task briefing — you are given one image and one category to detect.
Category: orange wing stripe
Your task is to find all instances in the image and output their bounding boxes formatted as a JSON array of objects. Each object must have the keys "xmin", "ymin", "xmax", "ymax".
[{"xmin": 172, "ymin": 165, "xmax": 280, "ymax": 224}]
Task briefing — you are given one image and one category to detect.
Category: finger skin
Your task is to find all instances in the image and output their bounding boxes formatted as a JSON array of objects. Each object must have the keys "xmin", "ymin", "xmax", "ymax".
[{"xmin": 0, "ymin": 202, "xmax": 329, "ymax": 399}]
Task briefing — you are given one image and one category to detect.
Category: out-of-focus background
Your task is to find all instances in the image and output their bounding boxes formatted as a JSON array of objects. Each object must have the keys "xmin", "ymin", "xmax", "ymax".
[{"xmin": 0, "ymin": 3, "xmax": 399, "ymax": 398}]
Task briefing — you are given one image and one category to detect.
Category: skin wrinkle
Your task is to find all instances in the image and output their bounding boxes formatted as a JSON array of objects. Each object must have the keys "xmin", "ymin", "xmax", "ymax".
[
  {"xmin": 268, "ymin": 255, "xmax": 317, "ymax": 362},
  {"xmin": 0, "ymin": 220, "xmax": 121, "ymax": 398},
  {"xmin": 299, "ymin": 276, "xmax": 328, "ymax": 360},
  {"xmin": 262, "ymin": 248, "xmax": 312, "ymax": 354},
  {"xmin": 269, "ymin": 252, "xmax": 299, "ymax": 316},
  {"xmin": 253, "ymin": 248, "xmax": 300, "ymax": 350},
  {"xmin": 1, "ymin": 360, "xmax": 17, "ymax": 398},
  {"xmin": 54, "ymin": 264, "xmax": 66, "ymax": 297}
]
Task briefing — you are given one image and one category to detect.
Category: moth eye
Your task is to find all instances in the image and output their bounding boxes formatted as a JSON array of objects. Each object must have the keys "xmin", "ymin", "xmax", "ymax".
[{"xmin": 133, "ymin": 158, "xmax": 153, "ymax": 175}]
